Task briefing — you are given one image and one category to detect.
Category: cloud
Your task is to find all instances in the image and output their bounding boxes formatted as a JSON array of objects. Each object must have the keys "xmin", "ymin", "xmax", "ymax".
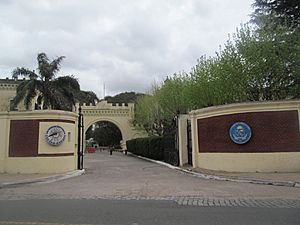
[{"xmin": 0, "ymin": 0, "xmax": 254, "ymax": 97}]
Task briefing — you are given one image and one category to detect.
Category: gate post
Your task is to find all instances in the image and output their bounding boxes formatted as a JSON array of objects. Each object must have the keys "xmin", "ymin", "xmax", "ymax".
[
  {"xmin": 77, "ymin": 106, "xmax": 83, "ymax": 170},
  {"xmin": 177, "ymin": 115, "xmax": 190, "ymax": 166},
  {"xmin": 81, "ymin": 110, "xmax": 84, "ymax": 169}
]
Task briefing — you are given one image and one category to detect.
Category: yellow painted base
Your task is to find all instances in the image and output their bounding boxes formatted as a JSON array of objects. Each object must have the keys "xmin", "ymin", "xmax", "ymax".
[
  {"xmin": 5, "ymin": 156, "xmax": 76, "ymax": 174},
  {"xmin": 196, "ymin": 152, "xmax": 300, "ymax": 172}
]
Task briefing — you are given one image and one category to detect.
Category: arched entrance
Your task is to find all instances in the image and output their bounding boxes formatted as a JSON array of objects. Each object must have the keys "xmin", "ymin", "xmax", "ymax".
[
  {"xmin": 77, "ymin": 100, "xmax": 147, "ymax": 150},
  {"xmin": 86, "ymin": 120, "xmax": 122, "ymax": 149}
]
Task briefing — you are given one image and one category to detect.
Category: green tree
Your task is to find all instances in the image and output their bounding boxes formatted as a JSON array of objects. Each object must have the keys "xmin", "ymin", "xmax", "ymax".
[
  {"xmin": 250, "ymin": 1, "xmax": 300, "ymax": 99},
  {"xmin": 134, "ymin": 85, "xmax": 164, "ymax": 136},
  {"xmin": 252, "ymin": 0, "xmax": 300, "ymax": 31},
  {"xmin": 134, "ymin": 1, "xmax": 300, "ymax": 135},
  {"xmin": 75, "ymin": 90, "xmax": 99, "ymax": 106},
  {"xmin": 234, "ymin": 25, "xmax": 300, "ymax": 100},
  {"xmin": 86, "ymin": 121, "xmax": 122, "ymax": 147},
  {"xmin": 104, "ymin": 92, "xmax": 145, "ymax": 103},
  {"xmin": 12, "ymin": 53, "xmax": 98, "ymax": 111},
  {"xmin": 157, "ymin": 74, "xmax": 189, "ymax": 120},
  {"xmin": 187, "ymin": 24, "xmax": 300, "ymax": 103},
  {"xmin": 184, "ymin": 46, "xmax": 247, "ymax": 110}
]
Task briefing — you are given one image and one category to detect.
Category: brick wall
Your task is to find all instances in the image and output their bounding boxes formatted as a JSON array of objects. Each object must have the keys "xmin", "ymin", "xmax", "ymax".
[
  {"xmin": 9, "ymin": 120, "xmax": 39, "ymax": 157},
  {"xmin": 9, "ymin": 119, "xmax": 75, "ymax": 157},
  {"xmin": 197, "ymin": 110, "xmax": 300, "ymax": 153}
]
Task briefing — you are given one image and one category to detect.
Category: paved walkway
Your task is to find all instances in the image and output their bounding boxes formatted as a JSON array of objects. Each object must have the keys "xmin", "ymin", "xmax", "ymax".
[{"xmin": 1, "ymin": 151, "xmax": 300, "ymax": 208}]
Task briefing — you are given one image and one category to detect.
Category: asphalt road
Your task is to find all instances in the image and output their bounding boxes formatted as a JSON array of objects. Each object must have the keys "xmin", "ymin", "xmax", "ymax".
[{"xmin": 0, "ymin": 199, "xmax": 299, "ymax": 225}]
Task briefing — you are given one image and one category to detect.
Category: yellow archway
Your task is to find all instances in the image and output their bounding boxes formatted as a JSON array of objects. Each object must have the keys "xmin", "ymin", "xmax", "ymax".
[{"xmin": 76, "ymin": 101, "xmax": 146, "ymax": 149}]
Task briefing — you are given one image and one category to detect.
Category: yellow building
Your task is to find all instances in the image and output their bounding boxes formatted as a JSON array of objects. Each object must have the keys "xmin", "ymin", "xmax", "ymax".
[
  {"xmin": 0, "ymin": 78, "xmax": 38, "ymax": 111},
  {"xmin": 0, "ymin": 78, "xmax": 21, "ymax": 111}
]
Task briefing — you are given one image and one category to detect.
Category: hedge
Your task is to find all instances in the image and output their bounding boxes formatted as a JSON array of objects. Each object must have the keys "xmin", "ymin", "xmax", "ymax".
[{"xmin": 126, "ymin": 136, "xmax": 164, "ymax": 160}]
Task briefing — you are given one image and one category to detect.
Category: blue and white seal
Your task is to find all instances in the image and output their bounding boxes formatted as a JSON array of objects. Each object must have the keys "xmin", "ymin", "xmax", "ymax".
[{"xmin": 229, "ymin": 122, "xmax": 252, "ymax": 145}]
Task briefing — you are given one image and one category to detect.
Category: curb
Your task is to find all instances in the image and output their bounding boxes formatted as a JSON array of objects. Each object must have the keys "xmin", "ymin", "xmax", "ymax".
[
  {"xmin": 132, "ymin": 154, "xmax": 300, "ymax": 188},
  {"xmin": 0, "ymin": 169, "xmax": 85, "ymax": 189}
]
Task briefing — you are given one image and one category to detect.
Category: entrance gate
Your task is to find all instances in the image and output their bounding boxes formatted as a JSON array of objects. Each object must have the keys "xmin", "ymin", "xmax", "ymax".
[
  {"xmin": 77, "ymin": 107, "xmax": 84, "ymax": 170},
  {"xmin": 187, "ymin": 120, "xmax": 193, "ymax": 166},
  {"xmin": 75, "ymin": 101, "xmax": 146, "ymax": 165}
]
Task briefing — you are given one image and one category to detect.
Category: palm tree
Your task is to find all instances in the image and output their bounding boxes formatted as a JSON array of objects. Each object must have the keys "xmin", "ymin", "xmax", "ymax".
[{"xmin": 12, "ymin": 53, "xmax": 98, "ymax": 111}]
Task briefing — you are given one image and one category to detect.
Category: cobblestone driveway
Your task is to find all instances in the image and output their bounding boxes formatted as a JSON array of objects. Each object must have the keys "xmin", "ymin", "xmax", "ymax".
[{"xmin": 0, "ymin": 151, "xmax": 300, "ymax": 208}]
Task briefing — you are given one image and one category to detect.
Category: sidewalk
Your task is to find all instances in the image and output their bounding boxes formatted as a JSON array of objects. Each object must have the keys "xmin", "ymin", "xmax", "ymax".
[
  {"xmin": 189, "ymin": 167, "xmax": 300, "ymax": 188},
  {"xmin": 0, "ymin": 170, "xmax": 85, "ymax": 188},
  {"xmin": 134, "ymin": 154, "xmax": 300, "ymax": 188}
]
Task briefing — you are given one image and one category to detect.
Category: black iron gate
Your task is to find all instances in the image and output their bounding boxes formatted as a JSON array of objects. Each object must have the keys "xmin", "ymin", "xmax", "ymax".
[
  {"xmin": 187, "ymin": 120, "xmax": 193, "ymax": 166},
  {"xmin": 163, "ymin": 113, "xmax": 179, "ymax": 166},
  {"xmin": 77, "ymin": 106, "xmax": 84, "ymax": 170},
  {"xmin": 163, "ymin": 133, "xmax": 179, "ymax": 166}
]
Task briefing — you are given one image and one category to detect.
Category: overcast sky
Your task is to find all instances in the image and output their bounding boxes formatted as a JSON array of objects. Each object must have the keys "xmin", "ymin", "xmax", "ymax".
[{"xmin": 0, "ymin": 0, "xmax": 254, "ymax": 98}]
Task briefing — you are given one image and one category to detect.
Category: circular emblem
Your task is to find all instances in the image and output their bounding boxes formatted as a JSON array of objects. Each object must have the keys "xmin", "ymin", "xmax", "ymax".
[
  {"xmin": 229, "ymin": 122, "xmax": 252, "ymax": 145},
  {"xmin": 45, "ymin": 125, "xmax": 66, "ymax": 146}
]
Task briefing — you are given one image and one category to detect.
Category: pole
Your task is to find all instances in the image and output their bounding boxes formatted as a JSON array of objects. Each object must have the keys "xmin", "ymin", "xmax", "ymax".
[
  {"xmin": 77, "ymin": 106, "xmax": 82, "ymax": 170},
  {"xmin": 175, "ymin": 109, "xmax": 180, "ymax": 166},
  {"xmin": 81, "ymin": 113, "xmax": 84, "ymax": 169}
]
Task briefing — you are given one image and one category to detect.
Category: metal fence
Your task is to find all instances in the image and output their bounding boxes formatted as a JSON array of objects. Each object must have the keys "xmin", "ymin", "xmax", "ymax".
[{"xmin": 163, "ymin": 132, "xmax": 179, "ymax": 166}]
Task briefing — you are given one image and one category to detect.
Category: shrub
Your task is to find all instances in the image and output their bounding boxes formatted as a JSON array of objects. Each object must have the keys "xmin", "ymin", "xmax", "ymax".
[
  {"xmin": 126, "ymin": 139, "xmax": 136, "ymax": 154},
  {"xmin": 126, "ymin": 136, "xmax": 164, "ymax": 160},
  {"xmin": 148, "ymin": 137, "xmax": 164, "ymax": 160},
  {"xmin": 137, "ymin": 138, "xmax": 149, "ymax": 157}
]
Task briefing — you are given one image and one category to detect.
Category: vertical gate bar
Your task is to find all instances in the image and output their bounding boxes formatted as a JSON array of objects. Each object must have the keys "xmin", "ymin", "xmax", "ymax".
[{"xmin": 187, "ymin": 120, "xmax": 192, "ymax": 166}]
